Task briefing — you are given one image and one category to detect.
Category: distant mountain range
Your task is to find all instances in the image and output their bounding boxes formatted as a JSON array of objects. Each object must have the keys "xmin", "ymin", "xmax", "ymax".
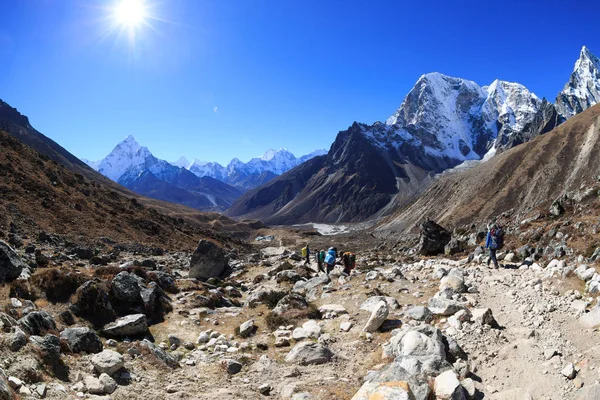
[
  {"xmin": 82, "ymin": 136, "xmax": 326, "ymax": 211},
  {"xmin": 227, "ymin": 46, "xmax": 600, "ymax": 224}
]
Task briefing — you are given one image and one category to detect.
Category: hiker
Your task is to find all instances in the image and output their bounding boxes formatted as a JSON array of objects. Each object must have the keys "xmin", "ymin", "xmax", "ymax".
[
  {"xmin": 301, "ymin": 244, "xmax": 310, "ymax": 266},
  {"xmin": 341, "ymin": 251, "xmax": 356, "ymax": 275},
  {"xmin": 316, "ymin": 249, "xmax": 326, "ymax": 272},
  {"xmin": 324, "ymin": 247, "xmax": 337, "ymax": 274},
  {"xmin": 485, "ymin": 223, "xmax": 504, "ymax": 269}
]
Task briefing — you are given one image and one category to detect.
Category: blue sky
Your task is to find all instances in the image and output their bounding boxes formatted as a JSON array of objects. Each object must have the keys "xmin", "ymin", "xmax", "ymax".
[{"xmin": 0, "ymin": 0, "xmax": 598, "ymax": 165}]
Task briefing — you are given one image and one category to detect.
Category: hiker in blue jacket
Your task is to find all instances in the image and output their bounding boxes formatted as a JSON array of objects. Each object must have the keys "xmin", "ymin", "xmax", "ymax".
[
  {"xmin": 485, "ymin": 223, "xmax": 503, "ymax": 269},
  {"xmin": 324, "ymin": 247, "xmax": 337, "ymax": 275}
]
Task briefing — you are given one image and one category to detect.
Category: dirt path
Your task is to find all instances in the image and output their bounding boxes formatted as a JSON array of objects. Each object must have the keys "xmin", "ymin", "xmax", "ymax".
[{"xmin": 457, "ymin": 266, "xmax": 599, "ymax": 399}]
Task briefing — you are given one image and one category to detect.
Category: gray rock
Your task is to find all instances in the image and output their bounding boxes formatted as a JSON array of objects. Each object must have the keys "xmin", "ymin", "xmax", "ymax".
[
  {"xmin": 110, "ymin": 272, "xmax": 142, "ymax": 302},
  {"xmin": 384, "ymin": 325, "xmax": 451, "ymax": 376},
  {"xmin": 29, "ymin": 334, "xmax": 61, "ymax": 362},
  {"xmin": 276, "ymin": 270, "xmax": 305, "ymax": 284},
  {"xmin": 91, "ymin": 350, "xmax": 124, "ymax": 376},
  {"xmin": 6, "ymin": 328, "xmax": 27, "ymax": 352},
  {"xmin": 139, "ymin": 339, "xmax": 179, "ymax": 368},
  {"xmin": 238, "ymin": 320, "xmax": 255, "ymax": 337},
  {"xmin": 434, "ymin": 370, "xmax": 466, "ymax": 399},
  {"xmin": 102, "ymin": 314, "xmax": 148, "ymax": 337},
  {"xmin": 285, "ymin": 342, "xmax": 333, "ymax": 365},
  {"xmin": 471, "ymin": 308, "xmax": 499, "ymax": 328},
  {"xmin": 0, "ymin": 313, "xmax": 18, "ymax": 332},
  {"xmin": 189, "ymin": 240, "xmax": 228, "ymax": 280},
  {"xmin": 220, "ymin": 359, "xmax": 242, "ymax": 375},
  {"xmin": 363, "ymin": 362, "xmax": 430, "ymax": 400},
  {"xmin": 0, "ymin": 240, "xmax": 26, "ymax": 282},
  {"xmin": 407, "ymin": 306, "xmax": 433, "ymax": 322},
  {"xmin": 18, "ymin": 311, "xmax": 56, "ymax": 336},
  {"xmin": 71, "ymin": 280, "xmax": 115, "ymax": 324},
  {"xmin": 360, "ymin": 296, "xmax": 400, "ymax": 313},
  {"xmin": 84, "ymin": 376, "xmax": 103, "ymax": 393},
  {"xmin": 60, "ymin": 327, "xmax": 103, "ymax": 354},
  {"xmin": 416, "ymin": 220, "xmax": 451, "ymax": 256},
  {"xmin": 561, "ymin": 363, "xmax": 576, "ymax": 379},
  {"xmin": 363, "ymin": 300, "xmax": 389, "ymax": 333},
  {"xmin": 0, "ymin": 368, "xmax": 11, "ymax": 400},
  {"xmin": 351, "ymin": 381, "xmax": 414, "ymax": 400},
  {"xmin": 428, "ymin": 297, "xmax": 466, "ymax": 316},
  {"xmin": 272, "ymin": 293, "xmax": 309, "ymax": 316}
]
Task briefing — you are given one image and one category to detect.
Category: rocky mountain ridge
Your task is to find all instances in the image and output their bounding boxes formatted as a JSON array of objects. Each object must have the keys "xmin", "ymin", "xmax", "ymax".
[
  {"xmin": 556, "ymin": 46, "xmax": 600, "ymax": 119},
  {"xmin": 84, "ymin": 137, "xmax": 327, "ymax": 192},
  {"xmin": 228, "ymin": 46, "xmax": 600, "ymax": 225}
]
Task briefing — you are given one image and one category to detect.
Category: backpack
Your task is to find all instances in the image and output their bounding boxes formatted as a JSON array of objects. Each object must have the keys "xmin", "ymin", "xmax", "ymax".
[
  {"xmin": 490, "ymin": 228, "xmax": 503, "ymax": 250},
  {"xmin": 301, "ymin": 247, "xmax": 307, "ymax": 257},
  {"xmin": 495, "ymin": 228, "xmax": 504, "ymax": 249},
  {"xmin": 319, "ymin": 250, "xmax": 326, "ymax": 262}
]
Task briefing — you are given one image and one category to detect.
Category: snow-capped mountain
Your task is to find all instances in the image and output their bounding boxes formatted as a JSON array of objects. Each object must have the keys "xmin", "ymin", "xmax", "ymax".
[
  {"xmin": 82, "ymin": 136, "xmax": 242, "ymax": 211},
  {"xmin": 228, "ymin": 68, "xmax": 572, "ymax": 224},
  {"xmin": 173, "ymin": 147, "xmax": 327, "ymax": 190},
  {"xmin": 85, "ymin": 136, "xmax": 327, "ymax": 194},
  {"xmin": 556, "ymin": 46, "xmax": 600, "ymax": 119},
  {"xmin": 170, "ymin": 156, "xmax": 190, "ymax": 169},
  {"xmin": 381, "ymin": 73, "xmax": 558, "ymax": 163}
]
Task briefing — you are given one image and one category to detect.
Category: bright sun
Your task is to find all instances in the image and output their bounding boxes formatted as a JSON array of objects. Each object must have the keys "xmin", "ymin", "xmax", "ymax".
[{"xmin": 114, "ymin": 0, "xmax": 148, "ymax": 28}]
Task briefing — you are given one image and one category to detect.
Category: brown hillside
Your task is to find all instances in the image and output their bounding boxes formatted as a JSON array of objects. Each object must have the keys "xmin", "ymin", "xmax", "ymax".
[
  {"xmin": 378, "ymin": 103, "xmax": 600, "ymax": 234},
  {"xmin": 0, "ymin": 130, "xmax": 249, "ymax": 250}
]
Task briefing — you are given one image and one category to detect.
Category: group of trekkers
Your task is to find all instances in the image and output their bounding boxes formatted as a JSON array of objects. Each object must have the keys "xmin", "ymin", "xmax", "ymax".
[
  {"xmin": 301, "ymin": 245, "xmax": 356, "ymax": 275},
  {"xmin": 299, "ymin": 222, "xmax": 502, "ymax": 276}
]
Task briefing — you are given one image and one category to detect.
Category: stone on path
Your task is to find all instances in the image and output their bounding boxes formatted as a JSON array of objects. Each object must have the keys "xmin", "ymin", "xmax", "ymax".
[
  {"xmin": 92, "ymin": 350, "xmax": 124, "ymax": 376},
  {"xmin": 350, "ymin": 381, "xmax": 414, "ymax": 400},
  {"xmin": 102, "ymin": 314, "xmax": 148, "ymax": 337},
  {"xmin": 285, "ymin": 342, "xmax": 333, "ymax": 365},
  {"xmin": 189, "ymin": 240, "xmax": 228, "ymax": 280},
  {"xmin": 363, "ymin": 300, "xmax": 389, "ymax": 333},
  {"xmin": 434, "ymin": 370, "xmax": 466, "ymax": 400}
]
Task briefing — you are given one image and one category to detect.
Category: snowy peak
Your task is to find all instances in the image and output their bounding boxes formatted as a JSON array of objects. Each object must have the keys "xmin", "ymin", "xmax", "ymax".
[
  {"xmin": 95, "ymin": 135, "xmax": 154, "ymax": 181},
  {"xmin": 556, "ymin": 46, "xmax": 600, "ymax": 119},
  {"xmin": 260, "ymin": 148, "xmax": 287, "ymax": 161},
  {"xmin": 170, "ymin": 156, "xmax": 190, "ymax": 168},
  {"xmin": 377, "ymin": 72, "xmax": 554, "ymax": 162}
]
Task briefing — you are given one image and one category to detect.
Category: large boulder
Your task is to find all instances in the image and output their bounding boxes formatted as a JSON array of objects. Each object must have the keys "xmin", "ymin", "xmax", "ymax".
[
  {"xmin": 351, "ymin": 381, "xmax": 414, "ymax": 400},
  {"xmin": 18, "ymin": 311, "xmax": 56, "ymax": 336},
  {"xmin": 189, "ymin": 240, "xmax": 228, "ymax": 280},
  {"xmin": 110, "ymin": 272, "xmax": 142, "ymax": 303},
  {"xmin": 360, "ymin": 296, "xmax": 400, "ymax": 313},
  {"xmin": 428, "ymin": 295, "xmax": 467, "ymax": 317},
  {"xmin": 102, "ymin": 314, "xmax": 148, "ymax": 337},
  {"xmin": 415, "ymin": 220, "xmax": 451, "ymax": 256},
  {"xmin": 363, "ymin": 300, "xmax": 389, "ymax": 333},
  {"xmin": 272, "ymin": 293, "xmax": 310, "ymax": 316},
  {"xmin": 384, "ymin": 325, "xmax": 451, "ymax": 377},
  {"xmin": 91, "ymin": 350, "xmax": 124, "ymax": 376},
  {"xmin": 0, "ymin": 240, "xmax": 25, "ymax": 282},
  {"xmin": 363, "ymin": 362, "xmax": 431, "ymax": 400},
  {"xmin": 71, "ymin": 281, "xmax": 115, "ymax": 326},
  {"xmin": 60, "ymin": 327, "xmax": 103, "ymax": 354},
  {"xmin": 434, "ymin": 370, "xmax": 466, "ymax": 399},
  {"xmin": 285, "ymin": 342, "xmax": 333, "ymax": 365}
]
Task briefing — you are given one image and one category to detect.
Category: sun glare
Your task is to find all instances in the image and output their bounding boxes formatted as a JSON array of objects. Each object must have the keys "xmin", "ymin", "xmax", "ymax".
[{"xmin": 114, "ymin": 0, "xmax": 148, "ymax": 28}]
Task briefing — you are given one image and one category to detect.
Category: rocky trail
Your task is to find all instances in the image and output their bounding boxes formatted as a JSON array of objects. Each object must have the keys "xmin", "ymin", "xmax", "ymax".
[{"xmin": 3, "ymin": 223, "xmax": 600, "ymax": 399}]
